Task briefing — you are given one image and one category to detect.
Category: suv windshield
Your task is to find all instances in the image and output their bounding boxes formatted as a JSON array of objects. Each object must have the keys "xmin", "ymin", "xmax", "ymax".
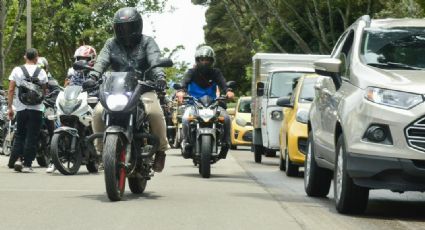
[
  {"xmin": 298, "ymin": 77, "xmax": 318, "ymax": 103},
  {"xmin": 269, "ymin": 72, "xmax": 309, "ymax": 98},
  {"xmin": 361, "ymin": 27, "xmax": 425, "ymax": 69},
  {"xmin": 238, "ymin": 99, "xmax": 251, "ymax": 113}
]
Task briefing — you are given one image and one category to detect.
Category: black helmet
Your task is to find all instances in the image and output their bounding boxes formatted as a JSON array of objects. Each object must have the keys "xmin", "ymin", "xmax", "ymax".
[{"xmin": 113, "ymin": 7, "xmax": 143, "ymax": 47}]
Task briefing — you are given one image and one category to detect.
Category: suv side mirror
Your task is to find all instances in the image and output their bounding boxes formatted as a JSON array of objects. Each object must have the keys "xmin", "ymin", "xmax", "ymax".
[
  {"xmin": 256, "ymin": 82, "xmax": 265, "ymax": 96},
  {"xmin": 276, "ymin": 96, "xmax": 293, "ymax": 108},
  {"xmin": 315, "ymin": 58, "xmax": 342, "ymax": 89}
]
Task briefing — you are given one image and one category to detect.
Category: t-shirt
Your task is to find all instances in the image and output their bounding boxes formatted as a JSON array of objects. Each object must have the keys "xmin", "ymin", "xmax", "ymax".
[{"xmin": 9, "ymin": 64, "xmax": 48, "ymax": 112}]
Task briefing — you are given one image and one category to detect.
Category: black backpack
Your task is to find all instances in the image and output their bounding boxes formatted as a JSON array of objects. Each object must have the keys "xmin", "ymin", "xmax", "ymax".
[{"xmin": 17, "ymin": 65, "xmax": 44, "ymax": 105}]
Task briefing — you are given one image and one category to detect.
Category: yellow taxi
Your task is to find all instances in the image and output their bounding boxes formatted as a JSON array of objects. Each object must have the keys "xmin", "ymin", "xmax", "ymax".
[
  {"xmin": 277, "ymin": 74, "xmax": 319, "ymax": 177},
  {"xmin": 229, "ymin": 97, "xmax": 253, "ymax": 149}
]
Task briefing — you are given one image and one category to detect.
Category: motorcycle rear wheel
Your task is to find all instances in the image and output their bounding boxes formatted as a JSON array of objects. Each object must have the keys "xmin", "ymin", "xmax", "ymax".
[
  {"xmin": 36, "ymin": 130, "xmax": 50, "ymax": 167},
  {"xmin": 103, "ymin": 134, "xmax": 127, "ymax": 201},
  {"xmin": 51, "ymin": 132, "xmax": 82, "ymax": 175},
  {"xmin": 199, "ymin": 135, "xmax": 212, "ymax": 178}
]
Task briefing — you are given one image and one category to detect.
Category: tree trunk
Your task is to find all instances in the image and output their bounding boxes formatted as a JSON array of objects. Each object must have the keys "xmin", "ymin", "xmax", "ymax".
[
  {"xmin": 242, "ymin": 0, "xmax": 286, "ymax": 53},
  {"xmin": 222, "ymin": 0, "xmax": 255, "ymax": 51},
  {"xmin": 262, "ymin": 0, "xmax": 313, "ymax": 53}
]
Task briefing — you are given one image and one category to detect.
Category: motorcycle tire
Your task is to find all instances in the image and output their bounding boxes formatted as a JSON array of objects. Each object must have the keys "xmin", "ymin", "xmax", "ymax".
[
  {"xmin": 103, "ymin": 134, "xmax": 127, "ymax": 201},
  {"xmin": 128, "ymin": 177, "xmax": 147, "ymax": 194},
  {"xmin": 86, "ymin": 145, "xmax": 99, "ymax": 173},
  {"xmin": 199, "ymin": 135, "xmax": 212, "ymax": 178},
  {"xmin": 51, "ymin": 132, "xmax": 82, "ymax": 175}
]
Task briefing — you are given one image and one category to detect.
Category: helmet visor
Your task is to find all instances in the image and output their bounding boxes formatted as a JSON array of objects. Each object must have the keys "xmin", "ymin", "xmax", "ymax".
[{"xmin": 114, "ymin": 21, "xmax": 142, "ymax": 39}]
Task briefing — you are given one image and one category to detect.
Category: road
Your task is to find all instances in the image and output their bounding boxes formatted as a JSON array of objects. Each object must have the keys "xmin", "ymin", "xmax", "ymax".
[{"xmin": 0, "ymin": 147, "xmax": 424, "ymax": 230}]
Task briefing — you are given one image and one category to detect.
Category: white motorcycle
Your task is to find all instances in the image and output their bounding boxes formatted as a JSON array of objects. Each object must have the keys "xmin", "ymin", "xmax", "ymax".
[{"xmin": 49, "ymin": 82, "xmax": 99, "ymax": 175}]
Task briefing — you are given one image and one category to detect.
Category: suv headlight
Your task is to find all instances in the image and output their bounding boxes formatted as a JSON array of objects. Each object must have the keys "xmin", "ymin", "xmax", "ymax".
[
  {"xmin": 365, "ymin": 87, "xmax": 423, "ymax": 109},
  {"xmin": 270, "ymin": 110, "xmax": 283, "ymax": 120},
  {"xmin": 296, "ymin": 109, "xmax": 309, "ymax": 124}
]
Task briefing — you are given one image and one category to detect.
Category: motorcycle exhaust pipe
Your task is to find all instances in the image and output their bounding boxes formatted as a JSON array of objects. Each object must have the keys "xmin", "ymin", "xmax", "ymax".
[{"xmin": 134, "ymin": 133, "xmax": 159, "ymax": 157}]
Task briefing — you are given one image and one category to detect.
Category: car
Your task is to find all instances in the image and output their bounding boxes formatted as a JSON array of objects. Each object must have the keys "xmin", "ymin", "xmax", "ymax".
[
  {"xmin": 306, "ymin": 15, "xmax": 425, "ymax": 214},
  {"xmin": 230, "ymin": 97, "xmax": 253, "ymax": 149},
  {"xmin": 277, "ymin": 74, "xmax": 319, "ymax": 177}
]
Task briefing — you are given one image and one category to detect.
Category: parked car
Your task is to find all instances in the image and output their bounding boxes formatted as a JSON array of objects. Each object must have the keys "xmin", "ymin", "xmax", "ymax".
[
  {"xmin": 306, "ymin": 15, "xmax": 425, "ymax": 214},
  {"xmin": 251, "ymin": 53, "xmax": 328, "ymax": 163},
  {"xmin": 277, "ymin": 74, "xmax": 319, "ymax": 177},
  {"xmin": 230, "ymin": 97, "xmax": 253, "ymax": 149}
]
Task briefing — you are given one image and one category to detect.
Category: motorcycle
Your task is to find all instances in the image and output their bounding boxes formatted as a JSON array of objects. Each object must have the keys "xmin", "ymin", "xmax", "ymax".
[
  {"xmin": 174, "ymin": 81, "xmax": 235, "ymax": 178},
  {"xmin": 49, "ymin": 73, "xmax": 100, "ymax": 175},
  {"xmin": 74, "ymin": 58, "xmax": 173, "ymax": 201},
  {"xmin": 0, "ymin": 91, "xmax": 9, "ymax": 155},
  {"xmin": 6, "ymin": 89, "xmax": 59, "ymax": 168}
]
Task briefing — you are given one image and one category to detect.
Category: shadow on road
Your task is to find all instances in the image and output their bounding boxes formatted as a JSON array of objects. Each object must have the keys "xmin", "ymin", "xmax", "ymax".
[
  {"xmin": 79, "ymin": 191, "xmax": 163, "ymax": 203},
  {"xmin": 362, "ymin": 199, "xmax": 425, "ymax": 221}
]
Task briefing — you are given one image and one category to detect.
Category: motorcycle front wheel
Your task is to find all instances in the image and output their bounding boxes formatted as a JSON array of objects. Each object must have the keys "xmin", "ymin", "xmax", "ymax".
[
  {"xmin": 51, "ymin": 132, "xmax": 82, "ymax": 175},
  {"xmin": 103, "ymin": 134, "xmax": 127, "ymax": 201},
  {"xmin": 199, "ymin": 135, "xmax": 212, "ymax": 178}
]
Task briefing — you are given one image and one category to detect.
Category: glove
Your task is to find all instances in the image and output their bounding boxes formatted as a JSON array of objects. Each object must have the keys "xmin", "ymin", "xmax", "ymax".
[
  {"xmin": 156, "ymin": 77, "xmax": 167, "ymax": 91},
  {"xmin": 82, "ymin": 78, "xmax": 96, "ymax": 90},
  {"xmin": 88, "ymin": 71, "xmax": 100, "ymax": 81}
]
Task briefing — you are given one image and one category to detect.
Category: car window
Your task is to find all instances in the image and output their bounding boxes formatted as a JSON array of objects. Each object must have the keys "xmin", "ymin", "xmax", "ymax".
[
  {"xmin": 269, "ymin": 72, "xmax": 310, "ymax": 98},
  {"xmin": 238, "ymin": 99, "xmax": 252, "ymax": 113},
  {"xmin": 298, "ymin": 77, "xmax": 318, "ymax": 103},
  {"xmin": 361, "ymin": 27, "xmax": 425, "ymax": 69}
]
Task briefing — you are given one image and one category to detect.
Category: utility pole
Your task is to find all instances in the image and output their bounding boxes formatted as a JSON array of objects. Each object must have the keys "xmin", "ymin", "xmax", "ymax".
[{"xmin": 26, "ymin": 0, "xmax": 31, "ymax": 49}]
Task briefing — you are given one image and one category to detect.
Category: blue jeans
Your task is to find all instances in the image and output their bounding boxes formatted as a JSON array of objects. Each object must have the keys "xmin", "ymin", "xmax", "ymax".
[{"xmin": 12, "ymin": 109, "xmax": 42, "ymax": 167}]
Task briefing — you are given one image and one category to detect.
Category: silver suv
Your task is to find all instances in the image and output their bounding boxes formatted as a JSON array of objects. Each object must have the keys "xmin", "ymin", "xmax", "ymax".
[{"xmin": 306, "ymin": 15, "xmax": 425, "ymax": 214}]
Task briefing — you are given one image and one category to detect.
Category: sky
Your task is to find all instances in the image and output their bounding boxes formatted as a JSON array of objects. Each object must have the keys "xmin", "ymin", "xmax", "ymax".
[{"xmin": 143, "ymin": 0, "xmax": 207, "ymax": 66}]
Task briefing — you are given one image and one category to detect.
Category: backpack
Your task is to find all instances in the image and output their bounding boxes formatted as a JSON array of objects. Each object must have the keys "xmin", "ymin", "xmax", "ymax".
[{"xmin": 17, "ymin": 65, "xmax": 44, "ymax": 105}]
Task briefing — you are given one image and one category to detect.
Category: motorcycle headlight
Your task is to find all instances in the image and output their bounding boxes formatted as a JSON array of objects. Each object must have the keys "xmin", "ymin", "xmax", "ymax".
[
  {"xmin": 236, "ymin": 117, "xmax": 247, "ymax": 127},
  {"xmin": 106, "ymin": 94, "xmax": 129, "ymax": 111},
  {"xmin": 296, "ymin": 109, "xmax": 309, "ymax": 124},
  {"xmin": 365, "ymin": 87, "xmax": 423, "ymax": 110},
  {"xmin": 270, "ymin": 110, "xmax": 283, "ymax": 120},
  {"xmin": 198, "ymin": 109, "xmax": 215, "ymax": 122}
]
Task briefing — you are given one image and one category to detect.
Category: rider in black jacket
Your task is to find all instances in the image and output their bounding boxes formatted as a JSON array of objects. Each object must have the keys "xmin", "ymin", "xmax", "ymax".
[
  {"xmin": 89, "ymin": 7, "xmax": 168, "ymax": 172},
  {"xmin": 176, "ymin": 45, "xmax": 234, "ymax": 159}
]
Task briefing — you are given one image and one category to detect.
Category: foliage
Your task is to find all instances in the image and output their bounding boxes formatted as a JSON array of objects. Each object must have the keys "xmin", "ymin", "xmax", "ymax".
[{"xmin": 1, "ymin": 0, "xmax": 169, "ymax": 86}]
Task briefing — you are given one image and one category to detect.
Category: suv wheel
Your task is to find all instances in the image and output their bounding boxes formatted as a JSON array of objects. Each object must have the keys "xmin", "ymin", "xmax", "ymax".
[
  {"xmin": 334, "ymin": 134, "xmax": 369, "ymax": 214},
  {"xmin": 304, "ymin": 131, "xmax": 332, "ymax": 197}
]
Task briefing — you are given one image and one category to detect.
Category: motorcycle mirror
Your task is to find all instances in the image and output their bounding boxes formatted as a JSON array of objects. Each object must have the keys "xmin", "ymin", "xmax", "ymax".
[
  {"xmin": 173, "ymin": 83, "xmax": 182, "ymax": 90},
  {"xmin": 226, "ymin": 81, "xmax": 236, "ymax": 89},
  {"xmin": 73, "ymin": 60, "xmax": 94, "ymax": 71}
]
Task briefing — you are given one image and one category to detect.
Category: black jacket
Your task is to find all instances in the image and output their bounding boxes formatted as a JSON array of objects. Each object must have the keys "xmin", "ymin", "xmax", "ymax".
[
  {"xmin": 181, "ymin": 68, "xmax": 228, "ymax": 92},
  {"xmin": 93, "ymin": 35, "xmax": 164, "ymax": 80}
]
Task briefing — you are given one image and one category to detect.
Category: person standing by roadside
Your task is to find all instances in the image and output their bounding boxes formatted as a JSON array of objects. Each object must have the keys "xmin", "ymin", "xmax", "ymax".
[{"xmin": 7, "ymin": 48, "xmax": 48, "ymax": 173}]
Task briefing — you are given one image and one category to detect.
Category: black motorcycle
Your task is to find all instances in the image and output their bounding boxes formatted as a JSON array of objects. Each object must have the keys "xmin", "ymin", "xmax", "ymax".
[
  {"xmin": 75, "ymin": 58, "xmax": 173, "ymax": 201},
  {"xmin": 6, "ymin": 89, "xmax": 59, "ymax": 168}
]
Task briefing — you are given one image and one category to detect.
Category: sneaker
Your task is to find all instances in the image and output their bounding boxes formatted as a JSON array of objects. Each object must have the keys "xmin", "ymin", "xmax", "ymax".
[
  {"xmin": 22, "ymin": 166, "xmax": 33, "ymax": 173},
  {"xmin": 14, "ymin": 159, "xmax": 23, "ymax": 172},
  {"xmin": 153, "ymin": 151, "xmax": 166, "ymax": 173},
  {"xmin": 46, "ymin": 163, "xmax": 56, "ymax": 173}
]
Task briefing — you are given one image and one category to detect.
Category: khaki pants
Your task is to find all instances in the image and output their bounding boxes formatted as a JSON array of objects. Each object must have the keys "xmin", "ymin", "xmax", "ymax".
[{"xmin": 92, "ymin": 91, "xmax": 169, "ymax": 152}]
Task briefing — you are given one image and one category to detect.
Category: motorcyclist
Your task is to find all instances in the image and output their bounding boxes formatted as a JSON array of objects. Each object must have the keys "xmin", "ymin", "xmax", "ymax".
[
  {"xmin": 87, "ymin": 7, "xmax": 168, "ymax": 172},
  {"xmin": 176, "ymin": 45, "xmax": 234, "ymax": 159},
  {"xmin": 65, "ymin": 45, "xmax": 97, "ymax": 87}
]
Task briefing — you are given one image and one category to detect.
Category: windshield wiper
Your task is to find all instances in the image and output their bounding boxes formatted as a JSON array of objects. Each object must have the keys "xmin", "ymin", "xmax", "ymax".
[{"xmin": 368, "ymin": 62, "xmax": 423, "ymax": 70}]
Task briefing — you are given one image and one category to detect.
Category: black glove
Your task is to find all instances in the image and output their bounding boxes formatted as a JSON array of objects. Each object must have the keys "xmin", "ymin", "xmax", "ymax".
[
  {"xmin": 82, "ymin": 79, "xmax": 96, "ymax": 90},
  {"xmin": 156, "ymin": 77, "xmax": 167, "ymax": 91},
  {"xmin": 88, "ymin": 71, "xmax": 100, "ymax": 81}
]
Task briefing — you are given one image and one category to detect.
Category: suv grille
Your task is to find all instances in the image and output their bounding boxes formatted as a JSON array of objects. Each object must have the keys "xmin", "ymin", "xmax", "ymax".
[{"xmin": 405, "ymin": 116, "xmax": 425, "ymax": 152}]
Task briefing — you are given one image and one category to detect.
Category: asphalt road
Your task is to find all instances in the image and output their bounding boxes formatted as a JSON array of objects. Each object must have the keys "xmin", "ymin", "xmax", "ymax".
[{"xmin": 0, "ymin": 147, "xmax": 424, "ymax": 230}]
